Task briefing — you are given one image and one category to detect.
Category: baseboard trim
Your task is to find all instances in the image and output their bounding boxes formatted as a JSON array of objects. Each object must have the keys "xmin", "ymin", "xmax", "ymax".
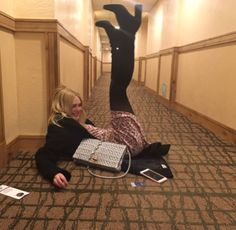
[
  {"xmin": 0, "ymin": 141, "xmax": 7, "ymax": 168},
  {"xmin": 173, "ymin": 102, "xmax": 236, "ymax": 145},
  {"xmin": 6, "ymin": 137, "xmax": 19, "ymax": 159},
  {"xmin": 144, "ymin": 86, "xmax": 171, "ymax": 107},
  {"xmin": 0, "ymin": 135, "xmax": 45, "ymax": 169},
  {"xmin": 17, "ymin": 135, "xmax": 45, "ymax": 152},
  {"xmin": 144, "ymin": 86, "xmax": 236, "ymax": 144}
]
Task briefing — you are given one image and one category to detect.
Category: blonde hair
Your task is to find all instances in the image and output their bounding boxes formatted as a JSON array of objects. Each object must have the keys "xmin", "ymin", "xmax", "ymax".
[{"xmin": 48, "ymin": 85, "xmax": 86, "ymax": 126}]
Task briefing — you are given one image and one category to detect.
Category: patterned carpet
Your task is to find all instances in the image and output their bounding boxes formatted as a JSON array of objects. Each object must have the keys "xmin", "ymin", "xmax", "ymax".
[{"xmin": 0, "ymin": 75, "xmax": 235, "ymax": 229}]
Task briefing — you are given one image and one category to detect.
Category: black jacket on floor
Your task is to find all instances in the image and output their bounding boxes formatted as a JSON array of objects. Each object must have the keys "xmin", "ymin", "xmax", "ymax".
[{"xmin": 35, "ymin": 117, "xmax": 95, "ymax": 183}]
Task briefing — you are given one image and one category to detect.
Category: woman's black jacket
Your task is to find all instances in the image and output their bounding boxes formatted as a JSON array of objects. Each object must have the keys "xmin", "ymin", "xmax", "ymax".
[{"xmin": 35, "ymin": 117, "xmax": 95, "ymax": 183}]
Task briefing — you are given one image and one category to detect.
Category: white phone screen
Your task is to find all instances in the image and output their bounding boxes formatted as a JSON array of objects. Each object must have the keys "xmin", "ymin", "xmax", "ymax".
[
  {"xmin": 143, "ymin": 170, "xmax": 165, "ymax": 180},
  {"xmin": 140, "ymin": 169, "xmax": 167, "ymax": 183}
]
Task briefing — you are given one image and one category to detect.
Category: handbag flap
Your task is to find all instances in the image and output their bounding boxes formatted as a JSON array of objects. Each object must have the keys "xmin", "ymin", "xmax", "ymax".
[{"xmin": 73, "ymin": 139, "xmax": 127, "ymax": 172}]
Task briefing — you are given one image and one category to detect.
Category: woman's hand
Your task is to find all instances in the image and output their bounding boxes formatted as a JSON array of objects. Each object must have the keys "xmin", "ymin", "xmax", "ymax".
[{"xmin": 53, "ymin": 173, "xmax": 69, "ymax": 188}]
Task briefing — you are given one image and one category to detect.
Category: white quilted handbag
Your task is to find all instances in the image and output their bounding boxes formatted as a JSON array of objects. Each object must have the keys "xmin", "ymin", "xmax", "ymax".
[{"xmin": 73, "ymin": 139, "xmax": 131, "ymax": 178}]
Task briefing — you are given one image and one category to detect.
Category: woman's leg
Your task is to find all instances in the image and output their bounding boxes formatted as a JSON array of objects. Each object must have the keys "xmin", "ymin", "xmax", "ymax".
[
  {"xmin": 95, "ymin": 5, "xmax": 171, "ymax": 156},
  {"xmin": 96, "ymin": 4, "xmax": 142, "ymax": 114}
]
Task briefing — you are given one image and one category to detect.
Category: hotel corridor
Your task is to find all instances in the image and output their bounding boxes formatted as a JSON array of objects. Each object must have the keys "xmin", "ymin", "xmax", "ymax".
[{"xmin": 0, "ymin": 75, "xmax": 235, "ymax": 229}]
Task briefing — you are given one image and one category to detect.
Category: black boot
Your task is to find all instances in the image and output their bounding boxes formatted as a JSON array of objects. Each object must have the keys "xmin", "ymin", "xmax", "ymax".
[
  {"xmin": 95, "ymin": 4, "xmax": 142, "ymax": 112},
  {"xmin": 135, "ymin": 142, "xmax": 171, "ymax": 158},
  {"xmin": 95, "ymin": 4, "xmax": 142, "ymax": 83},
  {"xmin": 96, "ymin": 4, "xmax": 142, "ymax": 41},
  {"xmin": 103, "ymin": 4, "xmax": 142, "ymax": 36}
]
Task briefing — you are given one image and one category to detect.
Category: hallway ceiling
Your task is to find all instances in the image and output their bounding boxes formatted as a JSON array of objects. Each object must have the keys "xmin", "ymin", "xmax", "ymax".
[{"xmin": 92, "ymin": 0, "xmax": 159, "ymax": 51}]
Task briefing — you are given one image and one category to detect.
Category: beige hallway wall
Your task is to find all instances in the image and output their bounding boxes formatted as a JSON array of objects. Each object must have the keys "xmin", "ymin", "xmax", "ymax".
[
  {"xmin": 147, "ymin": 0, "xmax": 236, "ymax": 53},
  {"xmin": 0, "ymin": 30, "xmax": 19, "ymax": 143},
  {"xmin": 0, "ymin": 0, "xmax": 101, "ymax": 163},
  {"xmin": 135, "ymin": 16, "xmax": 148, "ymax": 58},
  {"xmin": 0, "ymin": 0, "xmax": 15, "ymax": 16},
  {"xmin": 145, "ymin": 57, "xmax": 159, "ymax": 92},
  {"xmin": 147, "ymin": 0, "xmax": 179, "ymax": 53},
  {"xmin": 178, "ymin": 0, "xmax": 236, "ymax": 46},
  {"xmin": 96, "ymin": 59, "xmax": 101, "ymax": 81},
  {"xmin": 177, "ymin": 45, "xmax": 236, "ymax": 130},
  {"xmin": 15, "ymin": 32, "xmax": 48, "ymax": 136},
  {"xmin": 133, "ymin": 60, "xmax": 139, "ymax": 81},
  {"xmin": 55, "ymin": 0, "xmax": 101, "ymax": 57},
  {"xmin": 60, "ymin": 38, "xmax": 85, "ymax": 99},
  {"xmin": 1, "ymin": 0, "xmax": 101, "ymax": 58},
  {"xmin": 159, "ymin": 55, "xmax": 172, "ymax": 100},
  {"xmin": 14, "ymin": 0, "xmax": 54, "ymax": 18},
  {"xmin": 144, "ymin": 0, "xmax": 236, "ymax": 142}
]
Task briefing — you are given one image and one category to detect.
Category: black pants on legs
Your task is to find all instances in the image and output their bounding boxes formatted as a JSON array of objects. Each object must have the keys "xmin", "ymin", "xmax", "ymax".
[{"xmin": 109, "ymin": 41, "xmax": 135, "ymax": 114}]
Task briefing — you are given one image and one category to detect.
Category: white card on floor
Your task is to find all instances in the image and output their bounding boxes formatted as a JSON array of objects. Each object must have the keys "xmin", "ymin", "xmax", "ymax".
[
  {"xmin": 131, "ymin": 181, "xmax": 144, "ymax": 187},
  {"xmin": 0, "ymin": 185, "xmax": 29, "ymax": 199}
]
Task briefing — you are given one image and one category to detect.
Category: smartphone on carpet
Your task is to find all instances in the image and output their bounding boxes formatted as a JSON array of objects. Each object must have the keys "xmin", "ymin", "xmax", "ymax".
[{"xmin": 140, "ymin": 168, "xmax": 167, "ymax": 183}]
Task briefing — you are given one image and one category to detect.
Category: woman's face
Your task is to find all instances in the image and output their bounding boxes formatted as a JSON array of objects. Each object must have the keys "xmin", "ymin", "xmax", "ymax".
[{"xmin": 71, "ymin": 96, "xmax": 83, "ymax": 121}]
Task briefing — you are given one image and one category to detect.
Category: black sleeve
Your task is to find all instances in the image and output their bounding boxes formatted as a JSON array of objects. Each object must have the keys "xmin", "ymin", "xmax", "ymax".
[
  {"xmin": 35, "ymin": 148, "xmax": 71, "ymax": 183},
  {"xmin": 85, "ymin": 118, "xmax": 95, "ymax": 126},
  {"xmin": 35, "ymin": 118, "xmax": 95, "ymax": 184},
  {"xmin": 35, "ymin": 124, "xmax": 72, "ymax": 184}
]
